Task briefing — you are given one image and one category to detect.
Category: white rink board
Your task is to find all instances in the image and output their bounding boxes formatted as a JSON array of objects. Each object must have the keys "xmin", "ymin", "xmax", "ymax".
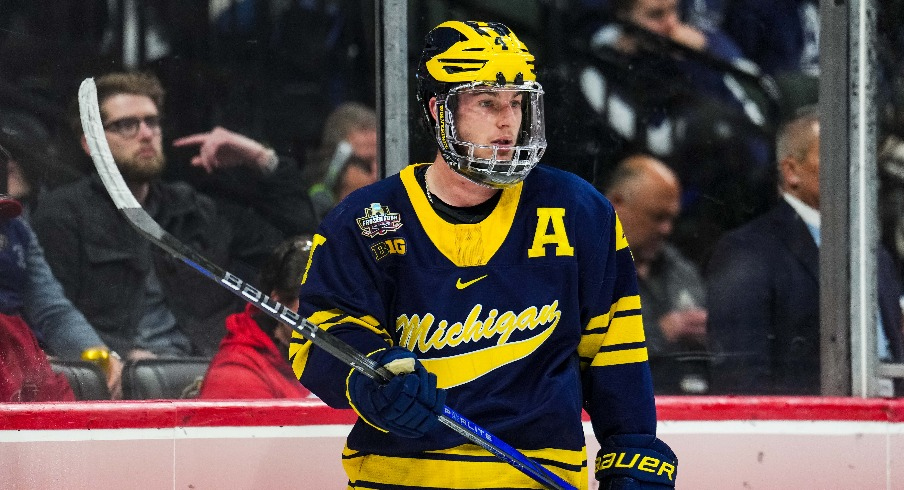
[{"xmin": 1, "ymin": 419, "xmax": 902, "ymax": 489}]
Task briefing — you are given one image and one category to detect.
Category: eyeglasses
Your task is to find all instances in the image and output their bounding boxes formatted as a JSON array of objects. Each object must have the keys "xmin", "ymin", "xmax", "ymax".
[{"xmin": 103, "ymin": 115, "xmax": 161, "ymax": 139}]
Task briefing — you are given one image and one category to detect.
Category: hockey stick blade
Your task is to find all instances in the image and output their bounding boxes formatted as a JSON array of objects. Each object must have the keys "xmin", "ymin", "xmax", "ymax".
[{"xmin": 77, "ymin": 78, "xmax": 575, "ymax": 490}]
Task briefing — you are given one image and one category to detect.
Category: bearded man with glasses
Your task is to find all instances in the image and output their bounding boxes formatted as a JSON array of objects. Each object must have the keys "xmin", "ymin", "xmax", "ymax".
[{"xmin": 31, "ymin": 72, "xmax": 283, "ymax": 365}]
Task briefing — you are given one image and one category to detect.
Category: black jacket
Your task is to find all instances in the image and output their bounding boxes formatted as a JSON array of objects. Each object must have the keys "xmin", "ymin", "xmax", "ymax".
[{"xmin": 32, "ymin": 174, "xmax": 282, "ymax": 355}]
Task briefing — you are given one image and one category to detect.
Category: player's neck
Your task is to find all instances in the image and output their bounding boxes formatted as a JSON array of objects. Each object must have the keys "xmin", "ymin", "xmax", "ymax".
[{"xmin": 428, "ymin": 156, "xmax": 498, "ymax": 207}]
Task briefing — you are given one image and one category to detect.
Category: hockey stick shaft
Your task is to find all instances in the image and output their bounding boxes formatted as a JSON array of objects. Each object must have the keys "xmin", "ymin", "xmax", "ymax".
[{"xmin": 78, "ymin": 78, "xmax": 575, "ymax": 490}]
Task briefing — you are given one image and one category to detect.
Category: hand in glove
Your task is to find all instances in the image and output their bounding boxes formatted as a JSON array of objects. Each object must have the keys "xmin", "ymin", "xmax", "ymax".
[
  {"xmin": 596, "ymin": 434, "xmax": 677, "ymax": 488},
  {"xmin": 347, "ymin": 347, "xmax": 446, "ymax": 438}
]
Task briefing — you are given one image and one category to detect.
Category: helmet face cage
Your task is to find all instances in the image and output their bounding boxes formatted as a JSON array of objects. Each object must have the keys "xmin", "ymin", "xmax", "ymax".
[{"xmin": 434, "ymin": 82, "xmax": 547, "ymax": 188}]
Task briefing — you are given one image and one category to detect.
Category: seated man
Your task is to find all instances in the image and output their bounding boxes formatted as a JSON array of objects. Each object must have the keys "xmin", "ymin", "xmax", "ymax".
[
  {"xmin": 605, "ymin": 154, "xmax": 709, "ymax": 394},
  {"xmin": 198, "ymin": 236, "xmax": 313, "ymax": 399},
  {"xmin": 32, "ymin": 71, "xmax": 283, "ymax": 361}
]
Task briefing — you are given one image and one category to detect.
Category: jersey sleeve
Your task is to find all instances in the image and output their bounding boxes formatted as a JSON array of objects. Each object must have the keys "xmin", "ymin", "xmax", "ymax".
[
  {"xmin": 289, "ymin": 215, "xmax": 395, "ymax": 408},
  {"xmin": 577, "ymin": 202, "xmax": 658, "ymax": 442}
]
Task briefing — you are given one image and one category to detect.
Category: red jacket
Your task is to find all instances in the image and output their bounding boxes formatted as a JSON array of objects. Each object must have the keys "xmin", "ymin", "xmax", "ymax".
[
  {"xmin": 199, "ymin": 305, "xmax": 311, "ymax": 399},
  {"xmin": 0, "ymin": 313, "xmax": 75, "ymax": 402}
]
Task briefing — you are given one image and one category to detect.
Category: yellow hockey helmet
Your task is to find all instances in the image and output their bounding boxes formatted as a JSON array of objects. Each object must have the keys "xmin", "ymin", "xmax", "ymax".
[{"xmin": 416, "ymin": 21, "xmax": 547, "ymax": 188}]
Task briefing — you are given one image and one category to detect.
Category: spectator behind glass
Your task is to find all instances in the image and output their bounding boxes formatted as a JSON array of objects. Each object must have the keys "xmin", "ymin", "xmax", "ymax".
[
  {"xmin": 0, "ymin": 150, "xmax": 75, "ymax": 402},
  {"xmin": 172, "ymin": 126, "xmax": 320, "ymax": 237},
  {"xmin": 0, "ymin": 140, "xmax": 123, "ymax": 398},
  {"xmin": 562, "ymin": 0, "xmax": 774, "ymax": 268},
  {"xmin": 723, "ymin": 0, "xmax": 819, "ymax": 78},
  {"xmin": 706, "ymin": 108, "xmax": 904, "ymax": 395},
  {"xmin": 334, "ymin": 154, "xmax": 377, "ymax": 202},
  {"xmin": 0, "ymin": 111, "xmax": 84, "ymax": 214},
  {"xmin": 199, "ymin": 236, "xmax": 314, "ymax": 399},
  {"xmin": 303, "ymin": 102, "xmax": 378, "ymax": 221},
  {"xmin": 604, "ymin": 154, "xmax": 709, "ymax": 394},
  {"xmin": 722, "ymin": 0, "xmax": 820, "ymax": 122},
  {"xmin": 171, "ymin": 111, "xmax": 377, "ymax": 236},
  {"xmin": 31, "ymin": 71, "xmax": 283, "ymax": 362}
]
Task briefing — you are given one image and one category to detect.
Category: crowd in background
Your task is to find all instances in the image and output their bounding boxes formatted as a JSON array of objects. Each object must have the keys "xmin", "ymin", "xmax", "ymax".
[{"xmin": 1, "ymin": 0, "xmax": 904, "ymax": 401}]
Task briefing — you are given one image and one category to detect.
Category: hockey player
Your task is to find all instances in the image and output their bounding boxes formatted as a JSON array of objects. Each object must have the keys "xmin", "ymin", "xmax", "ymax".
[{"xmin": 291, "ymin": 20, "xmax": 677, "ymax": 489}]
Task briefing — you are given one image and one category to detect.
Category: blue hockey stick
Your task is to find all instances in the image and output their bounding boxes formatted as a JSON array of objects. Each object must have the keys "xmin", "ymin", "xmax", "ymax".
[{"xmin": 78, "ymin": 78, "xmax": 576, "ymax": 490}]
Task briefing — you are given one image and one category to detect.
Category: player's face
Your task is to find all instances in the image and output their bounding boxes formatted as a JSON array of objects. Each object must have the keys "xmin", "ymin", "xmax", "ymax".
[
  {"xmin": 453, "ymin": 89, "xmax": 524, "ymax": 161},
  {"xmin": 628, "ymin": 0, "xmax": 680, "ymax": 37},
  {"xmin": 100, "ymin": 94, "xmax": 165, "ymax": 183}
]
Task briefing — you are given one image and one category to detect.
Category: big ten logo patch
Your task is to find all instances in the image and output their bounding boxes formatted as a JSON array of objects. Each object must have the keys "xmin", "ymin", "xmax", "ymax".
[{"xmin": 371, "ymin": 238, "xmax": 407, "ymax": 261}]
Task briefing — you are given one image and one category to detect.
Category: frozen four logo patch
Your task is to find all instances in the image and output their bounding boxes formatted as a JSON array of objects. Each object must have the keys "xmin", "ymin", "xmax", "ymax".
[{"xmin": 356, "ymin": 203, "xmax": 403, "ymax": 238}]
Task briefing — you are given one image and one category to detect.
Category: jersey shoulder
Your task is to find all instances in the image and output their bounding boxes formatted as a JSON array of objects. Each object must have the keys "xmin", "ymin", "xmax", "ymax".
[
  {"xmin": 523, "ymin": 165, "xmax": 613, "ymax": 214},
  {"xmin": 317, "ymin": 171, "xmax": 409, "ymax": 235}
]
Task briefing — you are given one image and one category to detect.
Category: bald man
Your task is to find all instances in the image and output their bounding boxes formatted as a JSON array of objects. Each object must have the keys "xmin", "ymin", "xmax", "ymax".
[{"xmin": 605, "ymin": 154, "xmax": 709, "ymax": 394}]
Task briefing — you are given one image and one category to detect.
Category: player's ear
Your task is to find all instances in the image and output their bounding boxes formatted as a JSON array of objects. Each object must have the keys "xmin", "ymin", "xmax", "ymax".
[{"xmin": 429, "ymin": 97, "xmax": 439, "ymax": 122}]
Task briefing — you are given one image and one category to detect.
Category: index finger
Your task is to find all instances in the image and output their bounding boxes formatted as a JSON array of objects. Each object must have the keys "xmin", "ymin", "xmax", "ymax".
[{"xmin": 172, "ymin": 133, "xmax": 208, "ymax": 147}]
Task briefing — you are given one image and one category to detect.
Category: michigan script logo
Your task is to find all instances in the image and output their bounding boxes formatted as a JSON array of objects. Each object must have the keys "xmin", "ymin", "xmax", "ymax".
[{"xmin": 396, "ymin": 301, "xmax": 561, "ymax": 387}]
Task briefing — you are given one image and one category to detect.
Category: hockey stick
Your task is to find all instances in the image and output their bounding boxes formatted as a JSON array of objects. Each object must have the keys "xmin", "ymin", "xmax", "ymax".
[{"xmin": 78, "ymin": 78, "xmax": 576, "ymax": 490}]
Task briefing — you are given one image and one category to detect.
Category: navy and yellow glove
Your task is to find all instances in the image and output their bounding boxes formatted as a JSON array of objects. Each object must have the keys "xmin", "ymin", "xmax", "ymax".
[
  {"xmin": 347, "ymin": 347, "xmax": 446, "ymax": 438},
  {"xmin": 596, "ymin": 434, "xmax": 678, "ymax": 489}
]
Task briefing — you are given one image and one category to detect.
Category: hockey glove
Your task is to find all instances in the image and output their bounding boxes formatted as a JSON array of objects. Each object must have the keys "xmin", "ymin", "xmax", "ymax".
[
  {"xmin": 595, "ymin": 434, "xmax": 677, "ymax": 488},
  {"xmin": 347, "ymin": 346, "xmax": 446, "ymax": 438}
]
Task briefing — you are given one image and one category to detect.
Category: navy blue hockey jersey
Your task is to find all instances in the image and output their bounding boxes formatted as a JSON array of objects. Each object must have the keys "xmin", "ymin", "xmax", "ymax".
[{"xmin": 291, "ymin": 163, "xmax": 657, "ymax": 489}]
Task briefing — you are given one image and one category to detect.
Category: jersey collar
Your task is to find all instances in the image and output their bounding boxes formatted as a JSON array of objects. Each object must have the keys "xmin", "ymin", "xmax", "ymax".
[{"xmin": 401, "ymin": 164, "xmax": 522, "ymax": 267}]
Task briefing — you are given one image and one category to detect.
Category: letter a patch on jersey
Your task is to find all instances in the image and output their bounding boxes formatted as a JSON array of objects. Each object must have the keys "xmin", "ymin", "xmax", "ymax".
[
  {"xmin": 356, "ymin": 203, "xmax": 403, "ymax": 238},
  {"xmin": 528, "ymin": 208, "xmax": 574, "ymax": 258}
]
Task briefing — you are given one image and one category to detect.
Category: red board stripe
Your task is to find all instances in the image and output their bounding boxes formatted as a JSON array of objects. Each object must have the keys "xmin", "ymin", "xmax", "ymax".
[
  {"xmin": 0, "ymin": 400, "xmax": 357, "ymax": 430},
  {"xmin": 2, "ymin": 397, "xmax": 903, "ymax": 431},
  {"xmin": 653, "ymin": 396, "xmax": 904, "ymax": 422}
]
